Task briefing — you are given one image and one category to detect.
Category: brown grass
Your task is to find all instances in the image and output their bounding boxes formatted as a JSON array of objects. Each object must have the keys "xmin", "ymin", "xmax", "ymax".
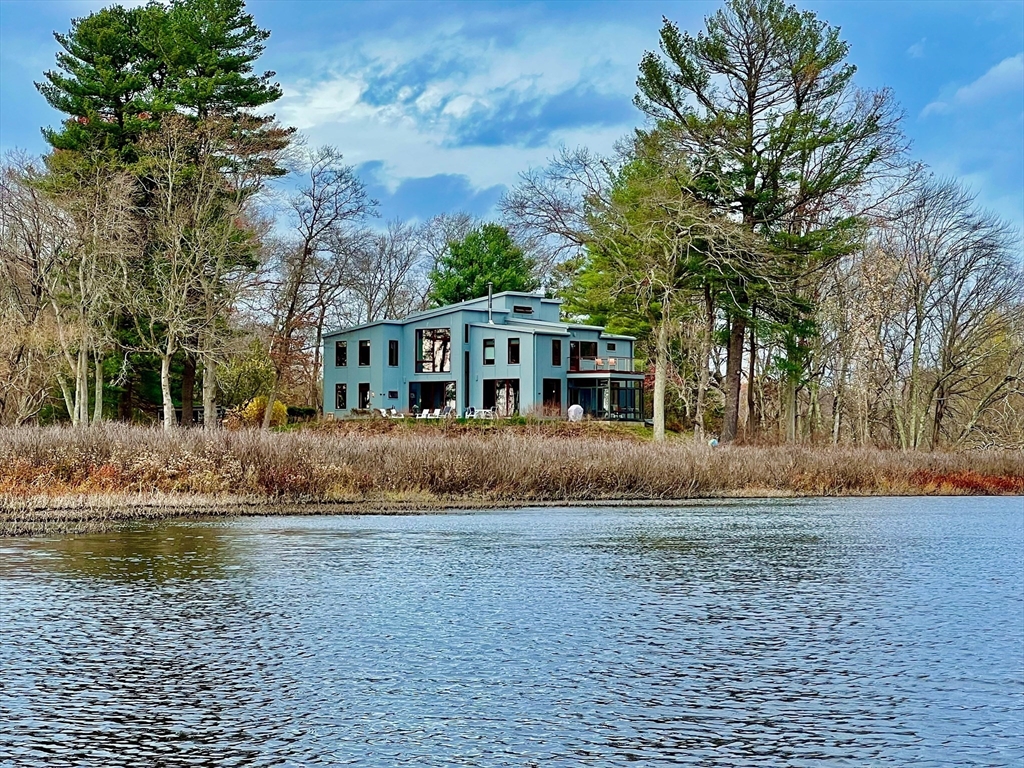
[{"xmin": 1, "ymin": 423, "xmax": 1021, "ymax": 535}]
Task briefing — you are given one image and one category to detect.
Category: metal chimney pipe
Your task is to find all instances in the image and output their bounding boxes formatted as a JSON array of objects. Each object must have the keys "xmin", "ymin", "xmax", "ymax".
[{"xmin": 487, "ymin": 281, "xmax": 493, "ymax": 324}]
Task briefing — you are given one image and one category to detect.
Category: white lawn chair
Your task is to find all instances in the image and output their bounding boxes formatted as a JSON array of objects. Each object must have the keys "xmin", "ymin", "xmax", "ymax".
[
  {"xmin": 424, "ymin": 408, "xmax": 442, "ymax": 419},
  {"xmin": 377, "ymin": 408, "xmax": 390, "ymax": 418},
  {"xmin": 464, "ymin": 407, "xmax": 476, "ymax": 419},
  {"xmin": 388, "ymin": 407, "xmax": 405, "ymax": 419}
]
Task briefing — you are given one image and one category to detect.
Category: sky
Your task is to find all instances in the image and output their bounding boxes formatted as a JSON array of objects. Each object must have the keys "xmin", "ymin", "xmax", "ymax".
[{"xmin": 1, "ymin": 0, "xmax": 1022, "ymax": 232}]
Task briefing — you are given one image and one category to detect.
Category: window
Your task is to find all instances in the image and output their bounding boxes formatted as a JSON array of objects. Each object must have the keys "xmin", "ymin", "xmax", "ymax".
[
  {"xmin": 552, "ymin": 339, "xmax": 562, "ymax": 367},
  {"xmin": 607, "ymin": 342, "xmax": 616, "ymax": 351},
  {"xmin": 358, "ymin": 340, "xmax": 370, "ymax": 366},
  {"xmin": 513, "ymin": 305, "xmax": 534, "ymax": 314},
  {"xmin": 483, "ymin": 339, "xmax": 495, "ymax": 365},
  {"xmin": 389, "ymin": 339, "xmax": 399, "ymax": 367},
  {"xmin": 416, "ymin": 328, "xmax": 451, "ymax": 372},
  {"xmin": 409, "ymin": 381, "xmax": 456, "ymax": 412},
  {"xmin": 358, "ymin": 382, "xmax": 370, "ymax": 409},
  {"xmin": 508, "ymin": 338, "xmax": 520, "ymax": 364},
  {"xmin": 387, "ymin": 390, "xmax": 398, "ymax": 399},
  {"xmin": 335, "ymin": 340, "xmax": 347, "ymax": 366},
  {"xmin": 483, "ymin": 379, "xmax": 520, "ymax": 417},
  {"xmin": 464, "ymin": 324, "xmax": 470, "ymax": 344},
  {"xmin": 580, "ymin": 341, "xmax": 598, "ymax": 358},
  {"xmin": 335, "ymin": 382, "xmax": 347, "ymax": 409}
]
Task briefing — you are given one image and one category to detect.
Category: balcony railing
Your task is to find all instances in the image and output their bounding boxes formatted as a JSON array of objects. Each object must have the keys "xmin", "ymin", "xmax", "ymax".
[{"xmin": 569, "ymin": 356, "xmax": 637, "ymax": 373}]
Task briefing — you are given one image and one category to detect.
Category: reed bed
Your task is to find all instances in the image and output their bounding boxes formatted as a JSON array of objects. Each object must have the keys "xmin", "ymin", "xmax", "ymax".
[{"xmin": 1, "ymin": 424, "xmax": 1021, "ymax": 535}]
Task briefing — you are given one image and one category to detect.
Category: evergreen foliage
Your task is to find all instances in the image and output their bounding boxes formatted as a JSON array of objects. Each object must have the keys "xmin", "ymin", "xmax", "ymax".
[{"xmin": 427, "ymin": 224, "xmax": 538, "ymax": 307}]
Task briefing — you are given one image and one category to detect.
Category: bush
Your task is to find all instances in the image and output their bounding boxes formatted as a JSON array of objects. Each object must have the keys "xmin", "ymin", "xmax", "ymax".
[{"xmin": 237, "ymin": 396, "xmax": 288, "ymax": 427}]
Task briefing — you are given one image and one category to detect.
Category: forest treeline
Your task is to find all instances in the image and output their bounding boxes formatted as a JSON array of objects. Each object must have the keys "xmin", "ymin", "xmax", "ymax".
[{"xmin": 1, "ymin": 0, "xmax": 1021, "ymax": 449}]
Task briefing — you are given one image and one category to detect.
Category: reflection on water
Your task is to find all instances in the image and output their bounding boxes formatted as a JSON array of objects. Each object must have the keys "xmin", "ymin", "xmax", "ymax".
[{"xmin": 1, "ymin": 498, "xmax": 1021, "ymax": 766}]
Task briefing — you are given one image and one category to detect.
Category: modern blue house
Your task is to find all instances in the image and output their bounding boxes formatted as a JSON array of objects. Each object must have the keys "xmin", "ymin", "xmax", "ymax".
[{"xmin": 322, "ymin": 290, "xmax": 644, "ymax": 420}]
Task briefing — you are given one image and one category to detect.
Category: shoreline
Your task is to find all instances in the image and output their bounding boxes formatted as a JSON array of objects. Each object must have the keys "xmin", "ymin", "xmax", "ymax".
[
  {"xmin": 2, "ymin": 424, "xmax": 1021, "ymax": 536},
  {"xmin": 2, "ymin": 487, "xmax": 1019, "ymax": 537}
]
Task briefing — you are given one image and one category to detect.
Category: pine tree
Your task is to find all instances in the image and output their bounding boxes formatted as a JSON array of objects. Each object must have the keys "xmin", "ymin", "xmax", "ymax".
[{"xmin": 428, "ymin": 224, "xmax": 538, "ymax": 307}]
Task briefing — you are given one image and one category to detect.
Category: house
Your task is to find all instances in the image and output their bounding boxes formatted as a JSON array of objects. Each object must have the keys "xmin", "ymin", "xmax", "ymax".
[{"xmin": 322, "ymin": 290, "xmax": 644, "ymax": 420}]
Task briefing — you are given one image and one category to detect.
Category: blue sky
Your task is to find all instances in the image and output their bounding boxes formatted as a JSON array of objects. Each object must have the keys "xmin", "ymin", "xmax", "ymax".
[{"xmin": 1, "ymin": 0, "xmax": 1022, "ymax": 231}]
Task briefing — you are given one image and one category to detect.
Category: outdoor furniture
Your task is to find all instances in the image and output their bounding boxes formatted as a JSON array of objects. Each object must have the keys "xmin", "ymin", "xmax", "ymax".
[
  {"xmin": 377, "ymin": 408, "xmax": 390, "ymax": 418},
  {"xmin": 416, "ymin": 408, "xmax": 432, "ymax": 419},
  {"xmin": 438, "ymin": 406, "xmax": 454, "ymax": 418},
  {"xmin": 424, "ymin": 408, "xmax": 442, "ymax": 419},
  {"xmin": 477, "ymin": 408, "xmax": 496, "ymax": 420},
  {"xmin": 388, "ymin": 407, "xmax": 405, "ymax": 419},
  {"xmin": 464, "ymin": 407, "xmax": 476, "ymax": 419}
]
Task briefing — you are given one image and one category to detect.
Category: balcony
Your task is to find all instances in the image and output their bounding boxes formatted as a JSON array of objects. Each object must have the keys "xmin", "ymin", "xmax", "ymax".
[{"xmin": 569, "ymin": 356, "xmax": 637, "ymax": 373}]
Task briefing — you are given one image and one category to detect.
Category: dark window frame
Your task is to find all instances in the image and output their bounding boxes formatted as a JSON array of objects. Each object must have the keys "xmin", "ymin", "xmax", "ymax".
[
  {"xmin": 388, "ymin": 339, "xmax": 399, "ymax": 367},
  {"xmin": 508, "ymin": 337, "xmax": 520, "ymax": 365},
  {"xmin": 335, "ymin": 382, "xmax": 347, "ymax": 410},
  {"xmin": 483, "ymin": 338, "xmax": 495, "ymax": 365},
  {"xmin": 607, "ymin": 342, "xmax": 616, "ymax": 352},
  {"xmin": 335, "ymin": 340, "xmax": 347, "ymax": 367},
  {"xmin": 512, "ymin": 305, "xmax": 534, "ymax": 314},
  {"xmin": 552, "ymin": 339, "xmax": 562, "ymax": 367},
  {"xmin": 358, "ymin": 340, "xmax": 370, "ymax": 367}
]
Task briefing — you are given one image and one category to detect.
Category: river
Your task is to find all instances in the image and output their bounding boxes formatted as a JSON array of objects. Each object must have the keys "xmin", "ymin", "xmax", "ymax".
[{"xmin": 1, "ymin": 497, "xmax": 1022, "ymax": 766}]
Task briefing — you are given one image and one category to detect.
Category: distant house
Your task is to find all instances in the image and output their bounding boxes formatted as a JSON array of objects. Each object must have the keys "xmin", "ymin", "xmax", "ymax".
[{"xmin": 322, "ymin": 291, "xmax": 644, "ymax": 420}]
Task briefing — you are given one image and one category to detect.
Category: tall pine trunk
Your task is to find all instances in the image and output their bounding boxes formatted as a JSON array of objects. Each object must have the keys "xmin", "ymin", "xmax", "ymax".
[
  {"xmin": 722, "ymin": 315, "xmax": 746, "ymax": 443},
  {"xmin": 693, "ymin": 284, "xmax": 714, "ymax": 441},
  {"xmin": 746, "ymin": 316, "xmax": 758, "ymax": 438}
]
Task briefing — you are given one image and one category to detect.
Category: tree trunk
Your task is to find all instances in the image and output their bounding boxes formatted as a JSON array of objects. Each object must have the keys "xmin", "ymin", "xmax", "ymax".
[
  {"xmin": 693, "ymin": 284, "xmax": 714, "ymax": 441},
  {"xmin": 202, "ymin": 356, "xmax": 218, "ymax": 429},
  {"xmin": 92, "ymin": 349, "xmax": 104, "ymax": 424},
  {"xmin": 76, "ymin": 345, "xmax": 89, "ymax": 428},
  {"xmin": 782, "ymin": 377, "xmax": 797, "ymax": 443},
  {"xmin": 746, "ymin": 317, "xmax": 758, "ymax": 438},
  {"xmin": 722, "ymin": 315, "xmax": 746, "ymax": 443},
  {"xmin": 160, "ymin": 351, "xmax": 176, "ymax": 431},
  {"xmin": 262, "ymin": 370, "xmax": 280, "ymax": 430},
  {"xmin": 181, "ymin": 353, "xmax": 196, "ymax": 427},
  {"xmin": 653, "ymin": 319, "xmax": 668, "ymax": 442},
  {"xmin": 58, "ymin": 373, "xmax": 76, "ymax": 425}
]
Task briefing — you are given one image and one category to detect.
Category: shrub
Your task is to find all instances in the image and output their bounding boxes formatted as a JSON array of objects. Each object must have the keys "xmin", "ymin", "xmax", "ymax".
[{"xmin": 238, "ymin": 396, "xmax": 288, "ymax": 427}]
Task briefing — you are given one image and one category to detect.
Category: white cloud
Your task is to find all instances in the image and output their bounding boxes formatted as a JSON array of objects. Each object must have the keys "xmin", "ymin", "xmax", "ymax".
[
  {"xmin": 907, "ymin": 38, "xmax": 926, "ymax": 59},
  {"xmin": 923, "ymin": 53, "xmax": 1024, "ymax": 116},
  {"xmin": 272, "ymin": 15, "xmax": 652, "ymax": 198}
]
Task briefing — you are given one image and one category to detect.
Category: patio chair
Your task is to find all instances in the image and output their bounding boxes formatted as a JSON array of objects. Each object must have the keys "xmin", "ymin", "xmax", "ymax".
[
  {"xmin": 464, "ymin": 407, "xmax": 476, "ymax": 419},
  {"xmin": 416, "ymin": 408, "xmax": 431, "ymax": 419},
  {"xmin": 377, "ymin": 408, "xmax": 390, "ymax": 418},
  {"xmin": 388, "ymin": 407, "xmax": 405, "ymax": 419},
  {"xmin": 424, "ymin": 408, "xmax": 442, "ymax": 419},
  {"xmin": 439, "ymin": 406, "xmax": 454, "ymax": 418}
]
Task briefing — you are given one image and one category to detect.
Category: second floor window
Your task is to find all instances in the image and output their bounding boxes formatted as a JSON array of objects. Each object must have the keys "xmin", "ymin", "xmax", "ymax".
[
  {"xmin": 508, "ymin": 338, "xmax": 520, "ymax": 364},
  {"xmin": 358, "ymin": 340, "xmax": 370, "ymax": 366},
  {"xmin": 335, "ymin": 340, "xmax": 347, "ymax": 366},
  {"xmin": 552, "ymin": 339, "xmax": 561, "ymax": 366},
  {"xmin": 483, "ymin": 339, "xmax": 495, "ymax": 365},
  {"xmin": 416, "ymin": 328, "xmax": 451, "ymax": 372},
  {"xmin": 389, "ymin": 339, "xmax": 399, "ymax": 367}
]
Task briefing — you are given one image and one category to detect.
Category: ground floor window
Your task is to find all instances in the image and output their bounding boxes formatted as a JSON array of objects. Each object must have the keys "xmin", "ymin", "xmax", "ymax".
[
  {"xmin": 358, "ymin": 382, "xmax": 371, "ymax": 409},
  {"xmin": 568, "ymin": 378, "xmax": 642, "ymax": 420},
  {"xmin": 542, "ymin": 378, "xmax": 562, "ymax": 416},
  {"xmin": 483, "ymin": 378, "xmax": 520, "ymax": 417},
  {"xmin": 409, "ymin": 381, "xmax": 456, "ymax": 414},
  {"xmin": 335, "ymin": 382, "xmax": 347, "ymax": 410}
]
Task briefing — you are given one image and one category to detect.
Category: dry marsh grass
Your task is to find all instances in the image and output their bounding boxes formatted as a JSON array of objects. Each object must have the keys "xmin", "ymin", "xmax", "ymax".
[{"xmin": 1, "ymin": 424, "xmax": 1021, "ymax": 535}]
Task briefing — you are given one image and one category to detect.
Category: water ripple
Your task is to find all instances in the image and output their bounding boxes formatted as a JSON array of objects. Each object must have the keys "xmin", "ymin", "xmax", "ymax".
[{"xmin": 1, "ymin": 497, "xmax": 1021, "ymax": 766}]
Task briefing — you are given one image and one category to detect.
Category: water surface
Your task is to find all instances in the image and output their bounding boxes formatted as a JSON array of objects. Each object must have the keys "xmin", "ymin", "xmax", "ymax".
[{"xmin": 1, "ymin": 497, "xmax": 1022, "ymax": 766}]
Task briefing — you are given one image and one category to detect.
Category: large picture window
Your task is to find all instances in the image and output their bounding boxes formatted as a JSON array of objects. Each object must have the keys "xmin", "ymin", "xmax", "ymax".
[
  {"xmin": 483, "ymin": 379, "xmax": 520, "ymax": 417},
  {"xmin": 335, "ymin": 382, "xmax": 347, "ymax": 409},
  {"xmin": 335, "ymin": 340, "xmax": 347, "ymax": 366},
  {"xmin": 358, "ymin": 340, "xmax": 370, "ymax": 366},
  {"xmin": 508, "ymin": 338, "xmax": 520, "ymax": 364},
  {"xmin": 416, "ymin": 328, "xmax": 451, "ymax": 372}
]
